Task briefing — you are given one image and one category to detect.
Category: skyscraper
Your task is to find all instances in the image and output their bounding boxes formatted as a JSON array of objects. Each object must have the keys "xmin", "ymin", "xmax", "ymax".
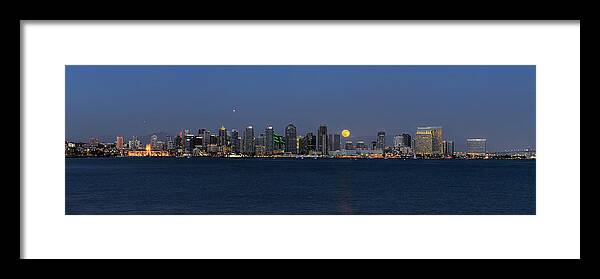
[
  {"xmin": 394, "ymin": 133, "xmax": 412, "ymax": 150},
  {"xmin": 333, "ymin": 134, "xmax": 341, "ymax": 151},
  {"xmin": 150, "ymin": 134, "xmax": 158, "ymax": 149},
  {"xmin": 376, "ymin": 131, "xmax": 386, "ymax": 150},
  {"xmin": 415, "ymin": 126, "xmax": 443, "ymax": 156},
  {"xmin": 115, "ymin": 136, "xmax": 124, "ymax": 150},
  {"xmin": 230, "ymin": 129, "xmax": 240, "ymax": 153},
  {"xmin": 443, "ymin": 140, "xmax": 455, "ymax": 157},
  {"xmin": 300, "ymin": 132, "xmax": 316, "ymax": 155},
  {"xmin": 284, "ymin": 123, "xmax": 298, "ymax": 154},
  {"xmin": 317, "ymin": 125, "xmax": 328, "ymax": 155},
  {"xmin": 218, "ymin": 125, "xmax": 227, "ymax": 147},
  {"xmin": 466, "ymin": 138, "xmax": 487, "ymax": 155},
  {"xmin": 265, "ymin": 126, "xmax": 275, "ymax": 155},
  {"xmin": 243, "ymin": 126, "xmax": 255, "ymax": 155}
]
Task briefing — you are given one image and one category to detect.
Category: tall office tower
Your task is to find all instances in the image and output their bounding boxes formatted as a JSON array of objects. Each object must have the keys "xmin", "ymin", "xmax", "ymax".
[
  {"xmin": 185, "ymin": 134, "xmax": 195, "ymax": 154},
  {"xmin": 393, "ymin": 135, "xmax": 402, "ymax": 150},
  {"xmin": 165, "ymin": 135, "xmax": 173, "ymax": 150},
  {"xmin": 345, "ymin": 141, "xmax": 354, "ymax": 150},
  {"xmin": 401, "ymin": 133, "xmax": 412, "ymax": 148},
  {"xmin": 243, "ymin": 126, "xmax": 255, "ymax": 155},
  {"xmin": 116, "ymin": 136, "xmax": 124, "ymax": 150},
  {"xmin": 394, "ymin": 133, "xmax": 413, "ymax": 149},
  {"xmin": 230, "ymin": 129, "xmax": 240, "ymax": 153},
  {"xmin": 443, "ymin": 140, "xmax": 455, "ymax": 156},
  {"xmin": 202, "ymin": 129, "xmax": 211, "ymax": 151},
  {"xmin": 218, "ymin": 125, "xmax": 227, "ymax": 146},
  {"xmin": 300, "ymin": 132, "xmax": 316, "ymax": 154},
  {"xmin": 265, "ymin": 126, "xmax": 275, "ymax": 154},
  {"xmin": 284, "ymin": 123, "xmax": 298, "ymax": 154},
  {"xmin": 271, "ymin": 133, "xmax": 283, "ymax": 151},
  {"xmin": 356, "ymin": 140, "xmax": 365, "ymax": 150},
  {"xmin": 210, "ymin": 134, "xmax": 218, "ymax": 145},
  {"xmin": 256, "ymin": 133, "xmax": 265, "ymax": 147},
  {"xmin": 333, "ymin": 134, "xmax": 341, "ymax": 151},
  {"xmin": 416, "ymin": 126, "xmax": 443, "ymax": 156},
  {"xmin": 150, "ymin": 134, "xmax": 158, "ymax": 149},
  {"xmin": 376, "ymin": 131, "xmax": 386, "ymax": 150},
  {"xmin": 466, "ymin": 138, "xmax": 487, "ymax": 155},
  {"xmin": 327, "ymin": 134, "xmax": 333, "ymax": 151},
  {"xmin": 371, "ymin": 141, "xmax": 377, "ymax": 150},
  {"xmin": 317, "ymin": 125, "xmax": 328, "ymax": 155}
]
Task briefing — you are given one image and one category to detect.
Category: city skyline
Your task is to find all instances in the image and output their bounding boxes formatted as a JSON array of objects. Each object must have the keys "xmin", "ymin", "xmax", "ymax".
[{"xmin": 66, "ymin": 65, "xmax": 536, "ymax": 151}]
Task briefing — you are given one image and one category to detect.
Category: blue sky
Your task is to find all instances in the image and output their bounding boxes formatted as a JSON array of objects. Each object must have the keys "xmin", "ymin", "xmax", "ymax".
[{"xmin": 66, "ymin": 65, "xmax": 535, "ymax": 151}]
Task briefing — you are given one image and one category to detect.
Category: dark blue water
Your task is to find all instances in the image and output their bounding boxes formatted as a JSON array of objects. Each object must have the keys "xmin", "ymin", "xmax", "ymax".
[{"xmin": 65, "ymin": 158, "xmax": 535, "ymax": 215}]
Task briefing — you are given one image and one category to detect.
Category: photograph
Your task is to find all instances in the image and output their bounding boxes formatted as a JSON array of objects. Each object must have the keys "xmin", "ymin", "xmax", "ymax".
[{"xmin": 65, "ymin": 65, "xmax": 536, "ymax": 215}]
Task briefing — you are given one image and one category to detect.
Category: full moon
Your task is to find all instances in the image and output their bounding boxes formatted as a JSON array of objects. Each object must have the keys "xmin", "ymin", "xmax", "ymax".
[{"xmin": 341, "ymin": 129, "xmax": 350, "ymax": 138}]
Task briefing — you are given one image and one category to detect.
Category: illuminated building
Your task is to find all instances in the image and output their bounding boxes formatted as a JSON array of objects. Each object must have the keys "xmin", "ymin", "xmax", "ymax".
[
  {"xmin": 265, "ymin": 126, "xmax": 274, "ymax": 154},
  {"xmin": 345, "ymin": 141, "xmax": 354, "ymax": 150},
  {"xmin": 285, "ymin": 123, "xmax": 298, "ymax": 154},
  {"xmin": 300, "ymin": 133, "xmax": 316, "ymax": 155},
  {"xmin": 128, "ymin": 144, "xmax": 169, "ymax": 157},
  {"xmin": 231, "ymin": 129, "xmax": 240, "ymax": 153},
  {"xmin": 467, "ymin": 138, "xmax": 487, "ymax": 155},
  {"xmin": 415, "ymin": 126, "xmax": 443, "ymax": 156},
  {"xmin": 356, "ymin": 140, "xmax": 365, "ymax": 150},
  {"xmin": 317, "ymin": 124, "xmax": 328, "ymax": 155},
  {"xmin": 243, "ymin": 126, "xmax": 255, "ymax": 155},
  {"xmin": 443, "ymin": 140, "xmax": 455, "ymax": 157},
  {"xmin": 218, "ymin": 125, "xmax": 227, "ymax": 146},
  {"xmin": 376, "ymin": 131, "xmax": 385, "ymax": 150},
  {"xmin": 115, "ymin": 136, "xmax": 124, "ymax": 150},
  {"xmin": 150, "ymin": 134, "xmax": 158, "ymax": 149},
  {"xmin": 88, "ymin": 138, "xmax": 99, "ymax": 148},
  {"xmin": 333, "ymin": 134, "xmax": 341, "ymax": 151}
]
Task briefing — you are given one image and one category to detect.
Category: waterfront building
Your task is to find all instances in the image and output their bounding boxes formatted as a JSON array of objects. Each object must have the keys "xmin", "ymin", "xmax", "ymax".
[
  {"xmin": 371, "ymin": 141, "xmax": 377, "ymax": 150},
  {"xmin": 230, "ymin": 129, "xmax": 240, "ymax": 153},
  {"xmin": 345, "ymin": 141, "xmax": 354, "ymax": 150},
  {"xmin": 89, "ymin": 138, "xmax": 99, "ymax": 148},
  {"xmin": 128, "ymin": 144, "xmax": 169, "ymax": 157},
  {"xmin": 218, "ymin": 125, "xmax": 227, "ymax": 147},
  {"xmin": 285, "ymin": 123, "xmax": 298, "ymax": 154},
  {"xmin": 333, "ymin": 134, "xmax": 341, "ymax": 151},
  {"xmin": 115, "ymin": 136, "xmax": 124, "ymax": 150},
  {"xmin": 300, "ymin": 132, "xmax": 316, "ymax": 155},
  {"xmin": 467, "ymin": 138, "xmax": 487, "ymax": 155},
  {"xmin": 265, "ymin": 126, "xmax": 275, "ymax": 154},
  {"xmin": 443, "ymin": 140, "xmax": 455, "ymax": 157},
  {"xmin": 166, "ymin": 135, "xmax": 173, "ymax": 150},
  {"xmin": 376, "ymin": 131, "xmax": 386, "ymax": 150},
  {"xmin": 327, "ymin": 134, "xmax": 333, "ymax": 151},
  {"xmin": 415, "ymin": 126, "xmax": 443, "ymax": 156},
  {"xmin": 356, "ymin": 140, "xmax": 366, "ymax": 150},
  {"xmin": 394, "ymin": 133, "xmax": 412, "ymax": 149},
  {"xmin": 317, "ymin": 124, "xmax": 328, "ymax": 155},
  {"xmin": 243, "ymin": 126, "xmax": 255, "ymax": 155}
]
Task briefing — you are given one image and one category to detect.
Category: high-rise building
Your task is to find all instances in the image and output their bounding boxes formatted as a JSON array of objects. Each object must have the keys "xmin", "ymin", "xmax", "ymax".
[
  {"xmin": 327, "ymin": 134, "xmax": 333, "ymax": 151},
  {"xmin": 371, "ymin": 141, "xmax": 377, "ymax": 150},
  {"xmin": 284, "ymin": 123, "xmax": 298, "ymax": 154},
  {"xmin": 443, "ymin": 140, "xmax": 455, "ymax": 157},
  {"xmin": 265, "ymin": 126, "xmax": 275, "ymax": 154},
  {"xmin": 466, "ymin": 138, "xmax": 487, "ymax": 155},
  {"xmin": 243, "ymin": 126, "xmax": 255, "ymax": 155},
  {"xmin": 230, "ymin": 129, "xmax": 240, "ymax": 153},
  {"xmin": 150, "ymin": 134, "xmax": 158, "ymax": 149},
  {"xmin": 415, "ymin": 126, "xmax": 443, "ymax": 156},
  {"xmin": 166, "ymin": 135, "xmax": 173, "ymax": 150},
  {"xmin": 333, "ymin": 134, "xmax": 341, "ymax": 151},
  {"xmin": 317, "ymin": 125, "xmax": 328, "ymax": 155},
  {"xmin": 394, "ymin": 133, "xmax": 412, "ymax": 150},
  {"xmin": 300, "ymin": 133, "xmax": 316, "ymax": 155},
  {"xmin": 376, "ymin": 131, "xmax": 386, "ymax": 150},
  {"xmin": 218, "ymin": 125, "xmax": 227, "ymax": 147},
  {"xmin": 116, "ymin": 136, "xmax": 124, "ymax": 150}
]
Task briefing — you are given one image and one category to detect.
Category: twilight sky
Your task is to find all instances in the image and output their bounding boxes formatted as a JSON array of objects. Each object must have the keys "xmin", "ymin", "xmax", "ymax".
[{"xmin": 66, "ymin": 65, "xmax": 535, "ymax": 152}]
